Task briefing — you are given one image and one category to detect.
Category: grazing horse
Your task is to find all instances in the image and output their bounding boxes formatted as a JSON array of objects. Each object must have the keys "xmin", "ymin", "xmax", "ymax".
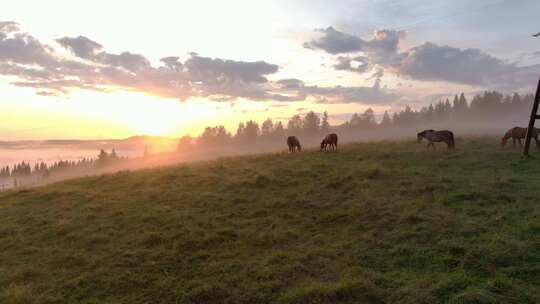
[
  {"xmin": 321, "ymin": 133, "xmax": 338, "ymax": 152},
  {"xmin": 287, "ymin": 136, "xmax": 302, "ymax": 152},
  {"xmin": 417, "ymin": 130, "xmax": 455, "ymax": 150},
  {"xmin": 501, "ymin": 126, "xmax": 540, "ymax": 148}
]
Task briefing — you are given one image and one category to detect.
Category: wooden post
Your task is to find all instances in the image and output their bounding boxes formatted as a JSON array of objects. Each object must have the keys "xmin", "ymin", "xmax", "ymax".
[{"xmin": 523, "ymin": 77, "xmax": 540, "ymax": 156}]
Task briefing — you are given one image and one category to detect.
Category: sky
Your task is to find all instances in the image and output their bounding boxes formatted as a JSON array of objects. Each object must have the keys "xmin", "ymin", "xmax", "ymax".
[{"xmin": 1, "ymin": 0, "xmax": 540, "ymax": 140}]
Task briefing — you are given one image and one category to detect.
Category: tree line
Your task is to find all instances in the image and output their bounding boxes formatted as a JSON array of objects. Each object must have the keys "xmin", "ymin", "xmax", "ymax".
[
  {"xmin": 180, "ymin": 90, "xmax": 534, "ymax": 147},
  {"xmin": 0, "ymin": 149, "xmax": 126, "ymax": 181}
]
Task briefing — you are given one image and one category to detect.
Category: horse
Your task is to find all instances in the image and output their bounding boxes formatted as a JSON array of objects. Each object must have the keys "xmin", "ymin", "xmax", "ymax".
[
  {"xmin": 501, "ymin": 127, "xmax": 540, "ymax": 148},
  {"xmin": 320, "ymin": 133, "xmax": 338, "ymax": 152},
  {"xmin": 287, "ymin": 136, "xmax": 302, "ymax": 152},
  {"xmin": 417, "ymin": 130, "xmax": 455, "ymax": 150}
]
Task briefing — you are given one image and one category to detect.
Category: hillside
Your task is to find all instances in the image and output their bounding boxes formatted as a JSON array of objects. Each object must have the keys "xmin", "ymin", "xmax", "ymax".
[{"xmin": 1, "ymin": 137, "xmax": 540, "ymax": 303}]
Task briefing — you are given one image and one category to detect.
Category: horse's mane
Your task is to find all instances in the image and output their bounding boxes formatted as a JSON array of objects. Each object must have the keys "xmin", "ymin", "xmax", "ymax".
[{"xmin": 418, "ymin": 129, "xmax": 435, "ymax": 136}]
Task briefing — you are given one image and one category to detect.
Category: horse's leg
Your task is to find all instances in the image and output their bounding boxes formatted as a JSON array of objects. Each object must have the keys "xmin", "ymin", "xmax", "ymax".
[
  {"xmin": 518, "ymin": 138, "xmax": 523, "ymax": 147},
  {"xmin": 512, "ymin": 138, "xmax": 516, "ymax": 147}
]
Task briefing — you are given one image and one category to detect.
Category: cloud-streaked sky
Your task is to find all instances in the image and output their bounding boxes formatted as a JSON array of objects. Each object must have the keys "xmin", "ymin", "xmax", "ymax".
[{"xmin": 2, "ymin": 0, "xmax": 540, "ymax": 139}]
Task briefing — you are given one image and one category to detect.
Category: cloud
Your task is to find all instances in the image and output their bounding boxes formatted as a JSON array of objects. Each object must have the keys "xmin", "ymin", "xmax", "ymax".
[
  {"xmin": 334, "ymin": 55, "xmax": 369, "ymax": 73},
  {"xmin": 0, "ymin": 21, "xmax": 19, "ymax": 33},
  {"xmin": 0, "ymin": 24, "xmax": 289, "ymax": 101},
  {"xmin": 57, "ymin": 35, "xmax": 150, "ymax": 72},
  {"xmin": 304, "ymin": 84, "xmax": 398, "ymax": 104},
  {"xmin": 276, "ymin": 78, "xmax": 304, "ymax": 89},
  {"xmin": 303, "ymin": 26, "xmax": 364, "ymax": 54},
  {"xmin": 56, "ymin": 36, "xmax": 102, "ymax": 59},
  {"xmin": 304, "ymin": 26, "xmax": 540, "ymax": 90},
  {"xmin": 160, "ymin": 56, "xmax": 183, "ymax": 71},
  {"xmin": 398, "ymin": 42, "xmax": 540, "ymax": 88},
  {"xmin": 305, "ymin": 27, "xmax": 405, "ymax": 66},
  {"xmin": 0, "ymin": 22, "xmax": 400, "ymax": 105},
  {"xmin": 184, "ymin": 53, "xmax": 278, "ymax": 84},
  {"xmin": 275, "ymin": 78, "xmax": 398, "ymax": 104},
  {"xmin": 0, "ymin": 27, "xmax": 56, "ymax": 66},
  {"xmin": 98, "ymin": 51, "xmax": 151, "ymax": 72}
]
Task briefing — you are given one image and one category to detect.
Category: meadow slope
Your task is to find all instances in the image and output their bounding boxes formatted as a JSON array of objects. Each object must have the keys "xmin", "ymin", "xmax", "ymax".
[{"xmin": 1, "ymin": 137, "xmax": 540, "ymax": 303}]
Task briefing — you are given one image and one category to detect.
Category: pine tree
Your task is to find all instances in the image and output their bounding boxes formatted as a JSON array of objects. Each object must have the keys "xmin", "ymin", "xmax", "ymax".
[
  {"xmin": 287, "ymin": 115, "xmax": 303, "ymax": 134},
  {"xmin": 321, "ymin": 111, "xmax": 330, "ymax": 133},
  {"xmin": 302, "ymin": 111, "xmax": 320, "ymax": 136},
  {"xmin": 244, "ymin": 120, "xmax": 260, "ymax": 143},
  {"xmin": 110, "ymin": 148, "xmax": 118, "ymax": 159},
  {"xmin": 380, "ymin": 111, "xmax": 392, "ymax": 127},
  {"xmin": 273, "ymin": 121, "xmax": 285, "ymax": 139},
  {"xmin": 261, "ymin": 119, "xmax": 274, "ymax": 137},
  {"xmin": 361, "ymin": 108, "xmax": 376, "ymax": 128}
]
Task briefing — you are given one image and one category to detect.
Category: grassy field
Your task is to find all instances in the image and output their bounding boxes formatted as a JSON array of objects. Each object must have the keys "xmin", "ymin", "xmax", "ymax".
[{"xmin": 1, "ymin": 137, "xmax": 540, "ymax": 303}]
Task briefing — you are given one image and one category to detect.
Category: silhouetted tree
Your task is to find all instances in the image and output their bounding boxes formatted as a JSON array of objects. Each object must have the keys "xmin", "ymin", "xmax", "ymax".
[
  {"xmin": 261, "ymin": 118, "xmax": 274, "ymax": 137},
  {"xmin": 110, "ymin": 148, "xmax": 118, "ymax": 160},
  {"xmin": 177, "ymin": 136, "xmax": 193, "ymax": 151},
  {"xmin": 287, "ymin": 115, "xmax": 303, "ymax": 134},
  {"xmin": 361, "ymin": 108, "xmax": 376, "ymax": 128},
  {"xmin": 243, "ymin": 120, "xmax": 260, "ymax": 143},
  {"xmin": 273, "ymin": 121, "xmax": 285, "ymax": 139},
  {"xmin": 235, "ymin": 122, "xmax": 245, "ymax": 140},
  {"xmin": 98, "ymin": 149, "xmax": 109, "ymax": 164},
  {"xmin": 303, "ymin": 111, "xmax": 320, "ymax": 135},
  {"xmin": 200, "ymin": 126, "xmax": 231, "ymax": 146},
  {"xmin": 321, "ymin": 111, "xmax": 330, "ymax": 133},
  {"xmin": 380, "ymin": 111, "xmax": 392, "ymax": 128}
]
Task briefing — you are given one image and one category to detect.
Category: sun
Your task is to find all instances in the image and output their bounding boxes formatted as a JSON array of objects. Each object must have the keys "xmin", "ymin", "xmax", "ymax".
[{"xmin": 133, "ymin": 117, "xmax": 173, "ymax": 136}]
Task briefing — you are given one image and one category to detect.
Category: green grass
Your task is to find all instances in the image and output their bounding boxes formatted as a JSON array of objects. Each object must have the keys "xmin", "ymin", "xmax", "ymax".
[{"xmin": 2, "ymin": 137, "xmax": 540, "ymax": 303}]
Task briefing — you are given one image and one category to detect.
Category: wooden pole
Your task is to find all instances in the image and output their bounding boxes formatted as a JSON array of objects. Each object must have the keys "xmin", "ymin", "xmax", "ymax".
[{"xmin": 523, "ymin": 77, "xmax": 540, "ymax": 156}]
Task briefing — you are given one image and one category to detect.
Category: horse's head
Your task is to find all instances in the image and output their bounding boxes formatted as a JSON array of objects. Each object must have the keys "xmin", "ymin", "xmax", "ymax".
[
  {"xmin": 297, "ymin": 144, "xmax": 302, "ymax": 151},
  {"xmin": 417, "ymin": 130, "xmax": 434, "ymax": 143},
  {"xmin": 417, "ymin": 132, "xmax": 424, "ymax": 143},
  {"xmin": 320, "ymin": 140, "xmax": 326, "ymax": 151},
  {"xmin": 501, "ymin": 131, "xmax": 512, "ymax": 147}
]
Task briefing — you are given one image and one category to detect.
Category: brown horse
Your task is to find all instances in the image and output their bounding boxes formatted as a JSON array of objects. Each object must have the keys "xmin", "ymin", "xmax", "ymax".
[
  {"xmin": 501, "ymin": 127, "xmax": 540, "ymax": 148},
  {"xmin": 417, "ymin": 130, "xmax": 455, "ymax": 150},
  {"xmin": 321, "ymin": 133, "xmax": 338, "ymax": 151},
  {"xmin": 287, "ymin": 136, "xmax": 302, "ymax": 152}
]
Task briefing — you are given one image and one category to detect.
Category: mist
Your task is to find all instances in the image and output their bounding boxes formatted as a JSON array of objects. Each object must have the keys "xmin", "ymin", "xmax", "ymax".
[{"xmin": 0, "ymin": 90, "xmax": 536, "ymax": 191}]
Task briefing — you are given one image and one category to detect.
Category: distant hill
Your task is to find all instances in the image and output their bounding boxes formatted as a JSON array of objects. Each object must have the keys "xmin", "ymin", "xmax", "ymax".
[
  {"xmin": 0, "ymin": 135, "xmax": 179, "ymax": 150},
  {"xmin": 1, "ymin": 138, "xmax": 540, "ymax": 303}
]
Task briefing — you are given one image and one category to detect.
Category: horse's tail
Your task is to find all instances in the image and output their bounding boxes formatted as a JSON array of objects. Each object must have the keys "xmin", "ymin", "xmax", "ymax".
[{"xmin": 449, "ymin": 132, "xmax": 455, "ymax": 149}]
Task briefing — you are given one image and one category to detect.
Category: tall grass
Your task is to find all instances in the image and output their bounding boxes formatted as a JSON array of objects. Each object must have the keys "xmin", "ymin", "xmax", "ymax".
[{"xmin": 1, "ymin": 137, "xmax": 539, "ymax": 303}]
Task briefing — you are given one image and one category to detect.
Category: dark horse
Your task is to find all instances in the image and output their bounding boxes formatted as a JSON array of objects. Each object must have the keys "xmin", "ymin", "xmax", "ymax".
[
  {"xmin": 501, "ymin": 126, "xmax": 540, "ymax": 149},
  {"xmin": 287, "ymin": 136, "xmax": 302, "ymax": 152},
  {"xmin": 321, "ymin": 133, "xmax": 338, "ymax": 151},
  {"xmin": 417, "ymin": 130, "xmax": 455, "ymax": 150}
]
